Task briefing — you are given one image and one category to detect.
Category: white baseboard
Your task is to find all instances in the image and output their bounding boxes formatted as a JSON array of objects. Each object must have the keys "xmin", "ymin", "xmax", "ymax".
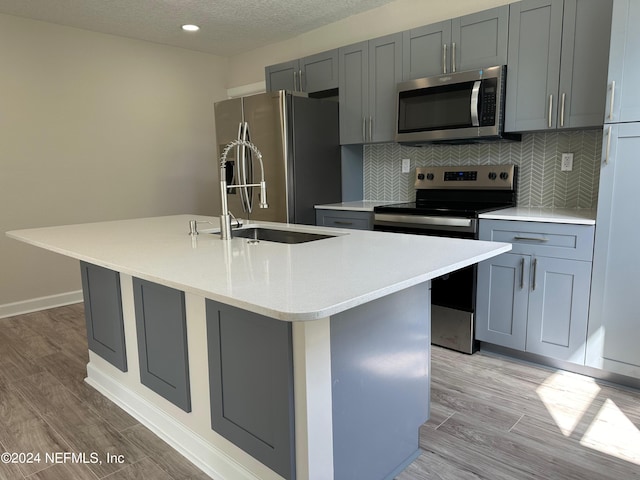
[
  {"xmin": 85, "ymin": 363, "xmax": 261, "ymax": 480},
  {"xmin": 0, "ymin": 290, "xmax": 83, "ymax": 319}
]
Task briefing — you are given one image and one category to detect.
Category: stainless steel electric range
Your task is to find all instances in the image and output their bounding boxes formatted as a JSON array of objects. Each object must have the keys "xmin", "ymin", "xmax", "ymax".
[{"xmin": 373, "ymin": 164, "xmax": 517, "ymax": 353}]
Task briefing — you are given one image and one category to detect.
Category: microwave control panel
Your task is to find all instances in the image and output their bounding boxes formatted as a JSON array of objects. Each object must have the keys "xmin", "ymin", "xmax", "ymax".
[{"xmin": 480, "ymin": 78, "xmax": 498, "ymax": 126}]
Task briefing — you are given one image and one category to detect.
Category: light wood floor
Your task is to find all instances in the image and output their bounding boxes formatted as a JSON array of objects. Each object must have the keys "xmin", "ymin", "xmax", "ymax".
[{"xmin": 1, "ymin": 304, "xmax": 639, "ymax": 479}]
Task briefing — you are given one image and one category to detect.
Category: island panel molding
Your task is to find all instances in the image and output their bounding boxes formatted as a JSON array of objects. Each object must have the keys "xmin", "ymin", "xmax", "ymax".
[
  {"xmin": 206, "ymin": 299, "xmax": 296, "ymax": 480},
  {"xmin": 80, "ymin": 261, "xmax": 127, "ymax": 372},
  {"xmin": 133, "ymin": 277, "xmax": 192, "ymax": 413}
]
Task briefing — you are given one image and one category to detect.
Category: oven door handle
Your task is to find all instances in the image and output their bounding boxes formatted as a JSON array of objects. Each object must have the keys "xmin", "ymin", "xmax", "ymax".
[
  {"xmin": 374, "ymin": 213, "xmax": 473, "ymax": 228},
  {"xmin": 471, "ymin": 80, "xmax": 481, "ymax": 127}
]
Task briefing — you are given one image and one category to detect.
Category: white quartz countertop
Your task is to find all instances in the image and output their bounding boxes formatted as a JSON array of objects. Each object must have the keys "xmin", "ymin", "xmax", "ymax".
[
  {"xmin": 479, "ymin": 207, "xmax": 597, "ymax": 225},
  {"xmin": 314, "ymin": 201, "xmax": 399, "ymax": 212},
  {"xmin": 7, "ymin": 215, "xmax": 510, "ymax": 322}
]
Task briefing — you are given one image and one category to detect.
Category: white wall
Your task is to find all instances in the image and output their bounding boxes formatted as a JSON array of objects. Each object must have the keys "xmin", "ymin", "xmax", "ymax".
[
  {"xmin": 0, "ymin": 13, "xmax": 229, "ymax": 311},
  {"xmin": 227, "ymin": 0, "xmax": 512, "ymax": 87}
]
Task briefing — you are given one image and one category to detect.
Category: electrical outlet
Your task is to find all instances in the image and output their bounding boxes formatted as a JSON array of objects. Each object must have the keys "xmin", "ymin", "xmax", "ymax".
[
  {"xmin": 561, "ymin": 153, "xmax": 574, "ymax": 171},
  {"xmin": 401, "ymin": 158, "xmax": 411, "ymax": 173}
]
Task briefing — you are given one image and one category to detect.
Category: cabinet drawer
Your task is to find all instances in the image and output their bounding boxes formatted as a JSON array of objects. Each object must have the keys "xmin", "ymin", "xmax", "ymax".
[
  {"xmin": 479, "ymin": 220, "xmax": 595, "ymax": 261},
  {"xmin": 316, "ymin": 209, "xmax": 373, "ymax": 230}
]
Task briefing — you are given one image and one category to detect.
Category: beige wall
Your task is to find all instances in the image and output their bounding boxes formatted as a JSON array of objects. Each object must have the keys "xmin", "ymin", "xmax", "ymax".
[
  {"xmin": 227, "ymin": 0, "xmax": 513, "ymax": 87},
  {"xmin": 0, "ymin": 13, "xmax": 229, "ymax": 309}
]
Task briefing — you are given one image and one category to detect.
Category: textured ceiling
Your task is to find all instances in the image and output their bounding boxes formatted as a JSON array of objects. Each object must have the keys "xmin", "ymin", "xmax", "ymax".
[{"xmin": 0, "ymin": 0, "xmax": 397, "ymax": 56}]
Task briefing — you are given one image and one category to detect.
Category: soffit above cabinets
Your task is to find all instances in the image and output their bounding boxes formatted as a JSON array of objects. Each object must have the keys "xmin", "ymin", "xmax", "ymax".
[{"xmin": 0, "ymin": 0, "xmax": 395, "ymax": 56}]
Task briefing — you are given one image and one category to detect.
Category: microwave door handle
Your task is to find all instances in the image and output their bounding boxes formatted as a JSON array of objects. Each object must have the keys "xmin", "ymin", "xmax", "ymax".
[{"xmin": 471, "ymin": 80, "xmax": 481, "ymax": 127}]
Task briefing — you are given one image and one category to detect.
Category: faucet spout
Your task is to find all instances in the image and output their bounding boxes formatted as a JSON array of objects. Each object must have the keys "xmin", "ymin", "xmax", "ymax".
[{"xmin": 219, "ymin": 139, "xmax": 268, "ymax": 240}]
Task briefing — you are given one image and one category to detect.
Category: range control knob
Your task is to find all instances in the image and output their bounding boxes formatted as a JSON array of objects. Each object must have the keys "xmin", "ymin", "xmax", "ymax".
[
  {"xmin": 426, "ymin": 173, "xmax": 435, "ymax": 180},
  {"xmin": 488, "ymin": 172, "xmax": 497, "ymax": 180},
  {"xmin": 499, "ymin": 172, "xmax": 509, "ymax": 180},
  {"xmin": 417, "ymin": 173, "xmax": 425, "ymax": 180}
]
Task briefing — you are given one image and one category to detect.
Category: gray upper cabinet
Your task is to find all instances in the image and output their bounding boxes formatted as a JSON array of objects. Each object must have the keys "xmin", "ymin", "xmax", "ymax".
[
  {"xmin": 402, "ymin": 20, "xmax": 451, "ymax": 80},
  {"xmin": 265, "ymin": 60, "xmax": 299, "ymax": 92},
  {"xmin": 339, "ymin": 33, "xmax": 402, "ymax": 144},
  {"xmin": 604, "ymin": 0, "xmax": 640, "ymax": 123},
  {"xmin": 402, "ymin": 6, "xmax": 508, "ymax": 81},
  {"xmin": 505, "ymin": 0, "xmax": 613, "ymax": 132},
  {"xmin": 477, "ymin": 220, "xmax": 595, "ymax": 364},
  {"xmin": 265, "ymin": 49, "xmax": 338, "ymax": 93},
  {"xmin": 587, "ymin": 123, "xmax": 640, "ymax": 376}
]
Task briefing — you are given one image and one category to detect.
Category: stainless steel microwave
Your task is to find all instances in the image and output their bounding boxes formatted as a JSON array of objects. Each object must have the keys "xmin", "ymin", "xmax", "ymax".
[{"xmin": 395, "ymin": 65, "xmax": 519, "ymax": 144}]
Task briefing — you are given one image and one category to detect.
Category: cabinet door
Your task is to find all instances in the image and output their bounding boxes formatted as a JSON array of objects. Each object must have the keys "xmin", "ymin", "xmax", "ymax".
[
  {"xmin": 300, "ymin": 49, "xmax": 339, "ymax": 93},
  {"xmin": 558, "ymin": 0, "xmax": 612, "ymax": 129},
  {"xmin": 505, "ymin": 0, "xmax": 564, "ymax": 132},
  {"xmin": 206, "ymin": 300, "xmax": 295, "ymax": 480},
  {"xmin": 368, "ymin": 33, "xmax": 403, "ymax": 143},
  {"xmin": 80, "ymin": 262, "xmax": 127, "ymax": 372},
  {"xmin": 588, "ymin": 123, "xmax": 640, "ymax": 373},
  {"xmin": 476, "ymin": 253, "xmax": 530, "ymax": 350},
  {"xmin": 265, "ymin": 59, "xmax": 299, "ymax": 92},
  {"xmin": 525, "ymin": 257, "xmax": 591, "ymax": 363},
  {"xmin": 605, "ymin": 0, "xmax": 640, "ymax": 123},
  {"xmin": 451, "ymin": 6, "xmax": 509, "ymax": 72},
  {"xmin": 339, "ymin": 41, "xmax": 369, "ymax": 144},
  {"xmin": 402, "ymin": 20, "xmax": 451, "ymax": 80},
  {"xmin": 133, "ymin": 278, "xmax": 191, "ymax": 412}
]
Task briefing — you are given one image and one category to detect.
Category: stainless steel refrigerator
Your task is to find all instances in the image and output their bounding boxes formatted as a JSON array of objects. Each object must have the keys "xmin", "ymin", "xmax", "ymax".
[{"xmin": 214, "ymin": 91, "xmax": 341, "ymax": 225}]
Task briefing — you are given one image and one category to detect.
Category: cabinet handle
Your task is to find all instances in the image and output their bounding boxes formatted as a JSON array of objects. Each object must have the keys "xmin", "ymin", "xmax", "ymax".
[
  {"xmin": 520, "ymin": 257, "xmax": 525, "ymax": 290},
  {"xmin": 333, "ymin": 221, "xmax": 354, "ymax": 226},
  {"xmin": 369, "ymin": 116, "xmax": 373, "ymax": 141},
  {"xmin": 513, "ymin": 236, "xmax": 549, "ymax": 242},
  {"xmin": 604, "ymin": 125, "xmax": 612, "ymax": 165},
  {"xmin": 299, "ymin": 69, "xmax": 304, "ymax": 92},
  {"xmin": 442, "ymin": 43, "xmax": 447, "ymax": 74},
  {"xmin": 560, "ymin": 93, "xmax": 566, "ymax": 127},
  {"xmin": 532, "ymin": 258, "xmax": 538, "ymax": 291},
  {"xmin": 608, "ymin": 80, "xmax": 616, "ymax": 121},
  {"xmin": 548, "ymin": 94, "xmax": 553, "ymax": 128},
  {"xmin": 452, "ymin": 42, "xmax": 456, "ymax": 73}
]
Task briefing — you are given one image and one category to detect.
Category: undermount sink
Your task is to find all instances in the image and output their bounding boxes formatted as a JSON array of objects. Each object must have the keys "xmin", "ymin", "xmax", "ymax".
[{"xmin": 231, "ymin": 227, "xmax": 336, "ymax": 244}]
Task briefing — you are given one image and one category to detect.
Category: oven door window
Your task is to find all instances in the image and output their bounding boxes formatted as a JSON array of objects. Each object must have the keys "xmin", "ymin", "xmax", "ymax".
[
  {"xmin": 373, "ymin": 224, "xmax": 475, "ymax": 312},
  {"xmin": 398, "ymin": 81, "xmax": 475, "ymax": 133}
]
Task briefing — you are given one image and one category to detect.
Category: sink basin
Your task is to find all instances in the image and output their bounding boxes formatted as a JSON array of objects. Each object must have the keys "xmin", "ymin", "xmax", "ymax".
[{"xmin": 231, "ymin": 227, "xmax": 336, "ymax": 244}]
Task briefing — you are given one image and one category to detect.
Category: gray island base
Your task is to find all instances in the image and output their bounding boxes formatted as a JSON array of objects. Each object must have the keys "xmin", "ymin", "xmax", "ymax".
[{"xmin": 6, "ymin": 215, "xmax": 510, "ymax": 479}]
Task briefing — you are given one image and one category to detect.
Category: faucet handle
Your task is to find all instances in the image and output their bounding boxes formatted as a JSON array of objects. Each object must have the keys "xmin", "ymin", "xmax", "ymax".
[{"xmin": 188, "ymin": 220, "xmax": 212, "ymax": 236}]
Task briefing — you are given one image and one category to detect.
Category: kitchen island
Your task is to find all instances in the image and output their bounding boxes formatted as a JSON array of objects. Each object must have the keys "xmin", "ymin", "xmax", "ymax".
[{"xmin": 7, "ymin": 215, "xmax": 510, "ymax": 480}]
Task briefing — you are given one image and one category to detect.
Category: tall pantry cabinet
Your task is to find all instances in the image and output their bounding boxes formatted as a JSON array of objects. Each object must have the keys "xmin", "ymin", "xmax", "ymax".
[{"xmin": 586, "ymin": 0, "xmax": 640, "ymax": 379}]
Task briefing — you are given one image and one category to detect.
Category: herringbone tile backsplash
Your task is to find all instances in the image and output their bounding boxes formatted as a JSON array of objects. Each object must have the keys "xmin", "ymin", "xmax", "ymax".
[{"xmin": 363, "ymin": 130, "xmax": 602, "ymax": 208}]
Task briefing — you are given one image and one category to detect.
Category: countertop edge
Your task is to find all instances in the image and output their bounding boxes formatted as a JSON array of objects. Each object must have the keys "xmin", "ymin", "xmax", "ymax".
[{"xmin": 6, "ymin": 227, "xmax": 511, "ymax": 322}]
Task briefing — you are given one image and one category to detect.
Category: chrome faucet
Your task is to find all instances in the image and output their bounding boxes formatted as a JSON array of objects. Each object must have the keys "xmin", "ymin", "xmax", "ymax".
[{"xmin": 219, "ymin": 139, "xmax": 268, "ymax": 240}]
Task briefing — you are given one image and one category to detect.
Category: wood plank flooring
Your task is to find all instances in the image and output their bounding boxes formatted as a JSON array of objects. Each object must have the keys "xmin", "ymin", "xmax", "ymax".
[{"xmin": 1, "ymin": 304, "xmax": 639, "ymax": 479}]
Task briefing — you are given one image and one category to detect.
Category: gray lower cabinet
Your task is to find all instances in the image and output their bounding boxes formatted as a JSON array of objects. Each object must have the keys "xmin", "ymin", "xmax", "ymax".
[
  {"xmin": 80, "ymin": 262, "xmax": 127, "ymax": 371},
  {"xmin": 477, "ymin": 220, "xmax": 595, "ymax": 364},
  {"xmin": 587, "ymin": 123, "xmax": 640, "ymax": 374},
  {"xmin": 266, "ymin": 49, "xmax": 338, "ymax": 94},
  {"xmin": 505, "ymin": 0, "xmax": 613, "ymax": 132},
  {"xmin": 132, "ymin": 278, "xmax": 191, "ymax": 412},
  {"xmin": 206, "ymin": 300, "xmax": 295, "ymax": 480},
  {"xmin": 339, "ymin": 33, "xmax": 402, "ymax": 144},
  {"xmin": 315, "ymin": 208, "xmax": 373, "ymax": 230},
  {"xmin": 604, "ymin": 0, "xmax": 640, "ymax": 123},
  {"xmin": 402, "ymin": 6, "xmax": 509, "ymax": 80}
]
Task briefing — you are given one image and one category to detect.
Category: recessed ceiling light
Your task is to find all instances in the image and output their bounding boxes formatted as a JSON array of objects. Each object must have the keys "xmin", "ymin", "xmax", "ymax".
[{"xmin": 182, "ymin": 24, "xmax": 200, "ymax": 32}]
